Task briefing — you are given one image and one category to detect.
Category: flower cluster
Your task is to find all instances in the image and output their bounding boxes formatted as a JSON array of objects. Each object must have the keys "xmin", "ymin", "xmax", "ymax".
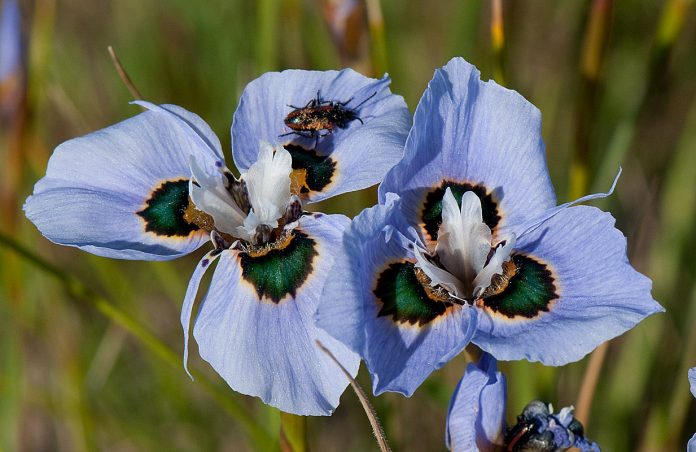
[{"xmin": 25, "ymin": 57, "xmax": 663, "ymax": 448}]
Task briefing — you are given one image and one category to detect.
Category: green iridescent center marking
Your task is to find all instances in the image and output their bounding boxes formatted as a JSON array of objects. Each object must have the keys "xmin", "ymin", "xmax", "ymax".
[
  {"xmin": 137, "ymin": 179, "xmax": 198, "ymax": 237},
  {"xmin": 239, "ymin": 231, "xmax": 318, "ymax": 303},
  {"xmin": 481, "ymin": 254, "xmax": 557, "ymax": 318},
  {"xmin": 375, "ymin": 261, "xmax": 454, "ymax": 326},
  {"xmin": 284, "ymin": 144, "xmax": 336, "ymax": 195},
  {"xmin": 421, "ymin": 181, "xmax": 500, "ymax": 241}
]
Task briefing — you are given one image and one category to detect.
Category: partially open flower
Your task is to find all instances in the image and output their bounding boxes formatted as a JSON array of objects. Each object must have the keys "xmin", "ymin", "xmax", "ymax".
[{"xmin": 447, "ymin": 353, "xmax": 600, "ymax": 452}]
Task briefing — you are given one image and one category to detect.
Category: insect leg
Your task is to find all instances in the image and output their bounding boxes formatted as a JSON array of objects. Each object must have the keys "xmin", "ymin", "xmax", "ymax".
[{"xmin": 352, "ymin": 91, "xmax": 378, "ymax": 109}]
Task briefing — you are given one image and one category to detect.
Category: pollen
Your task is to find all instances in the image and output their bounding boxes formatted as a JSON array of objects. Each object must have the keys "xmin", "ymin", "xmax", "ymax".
[
  {"xmin": 290, "ymin": 168, "xmax": 310, "ymax": 194},
  {"xmin": 183, "ymin": 200, "xmax": 215, "ymax": 231},
  {"xmin": 481, "ymin": 260, "xmax": 518, "ymax": 299},
  {"xmin": 244, "ymin": 230, "xmax": 295, "ymax": 258},
  {"xmin": 414, "ymin": 267, "xmax": 453, "ymax": 304}
]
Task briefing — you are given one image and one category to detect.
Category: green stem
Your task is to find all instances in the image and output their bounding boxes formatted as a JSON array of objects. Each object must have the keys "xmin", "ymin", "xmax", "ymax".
[
  {"xmin": 0, "ymin": 232, "xmax": 276, "ymax": 450},
  {"xmin": 257, "ymin": 0, "xmax": 280, "ymax": 72},
  {"xmin": 490, "ymin": 0, "xmax": 506, "ymax": 86},
  {"xmin": 280, "ymin": 412, "xmax": 308, "ymax": 452},
  {"xmin": 365, "ymin": 0, "xmax": 388, "ymax": 77},
  {"xmin": 571, "ymin": 0, "xmax": 612, "ymax": 200}
]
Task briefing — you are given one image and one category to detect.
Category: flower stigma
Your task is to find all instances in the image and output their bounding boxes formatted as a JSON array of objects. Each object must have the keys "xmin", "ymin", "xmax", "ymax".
[{"xmin": 414, "ymin": 187, "xmax": 517, "ymax": 302}]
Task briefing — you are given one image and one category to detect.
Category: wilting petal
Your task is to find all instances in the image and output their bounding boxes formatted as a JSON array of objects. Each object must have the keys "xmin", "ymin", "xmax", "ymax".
[
  {"xmin": 232, "ymin": 69, "xmax": 410, "ymax": 202},
  {"xmin": 24, "ymin": 104, "xmax": 222, "ymax": 260},
  {"xmin": 188, "ymin": 213, "xmax": 359, "ymax": 415},
  {"xmin": 379, "ymin": 57, "xmax": 555, "ymax": 240},
  {"xmin": 446, "ymin": 353, "xmax": 506, "ymax": 452},
  {"xmin": 473, "ymin": 205, "xmax": 663, "ymax": 365}
]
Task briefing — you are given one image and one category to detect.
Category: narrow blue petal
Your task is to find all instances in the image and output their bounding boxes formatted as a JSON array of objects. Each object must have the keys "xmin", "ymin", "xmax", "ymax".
[
  {"xmin": 690, "ymin": 367, "xmax": 696, "ymax": 398},
  {"xmin": 446, "ymin": 353, "xmax": 506, "ymax": 452},
  {"xmin": 189, "ymin": 214, "xmax": 359, "ymax": 415},
  {"xmin": 379, "ymin": 57, "xmax": 555, "ymax": 237},
  {"xmin": 24, "ymin": 104, "xmax": 223, "ymax": 260},
  {"xmin": 689, "ymin": 433, "xmax": 696, "ymax": 452},
  {"xmin": 473, "ymin": 205, "xmax": 664, "ymax": 365},
  {"xmin": 24, "ymin": 187, "xmax": 208, "ymax": 260},
  {"xmin": 181, "ymin": 247, "xmax": 220, "ymax": 378},
  {"xmin": 232, "ymin": 69, "xmax": 410, "ymax": 202}
]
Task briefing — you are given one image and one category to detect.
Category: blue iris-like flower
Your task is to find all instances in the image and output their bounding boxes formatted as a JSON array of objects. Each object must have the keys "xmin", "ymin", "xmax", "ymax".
[
  {"xmin": 317, "ymin": 57, "xmax": 664, "ymax": 396},
  {"xmin": 447, "ymin": 353, "xmax": 600, "ymax": 451},
  {"xmin": 24, "ymin": 69, "xmax": 410, "ymax": 415}
]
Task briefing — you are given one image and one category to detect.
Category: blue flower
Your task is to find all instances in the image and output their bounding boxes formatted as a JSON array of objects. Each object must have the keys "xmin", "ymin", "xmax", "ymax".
[
  {"xmin": 24, "ymin": 68, "xmax": 410, "ymax": 415},
  {"xmin": 317, "ymin": 57, "xmax": 664, "ymax": 396},
  {"xmin": 0, "ymin": 0, "xmax": 22, "ymax": 116},
  {"xmin": 447, "ymin": 353, "xmax": 600, "ymax": 452}
]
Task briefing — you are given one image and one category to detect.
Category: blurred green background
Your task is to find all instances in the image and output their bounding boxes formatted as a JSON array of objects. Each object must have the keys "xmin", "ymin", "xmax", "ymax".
[{"xmin": 1, "ymin": 0, "xmax": 696, "ymax": 450}]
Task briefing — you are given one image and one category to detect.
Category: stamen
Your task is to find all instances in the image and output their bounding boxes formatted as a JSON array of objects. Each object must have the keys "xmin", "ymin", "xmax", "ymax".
[
  {"xmin": 480, "ymin": 260, "xmax": 517, "ymax": 299},
  {"xmin": 283, "ymin": 195, "xmax": 303, "ymax": 224},
  {"xmin": 253, "ymin": 224, "xmax": 273, "ymax": 245}
]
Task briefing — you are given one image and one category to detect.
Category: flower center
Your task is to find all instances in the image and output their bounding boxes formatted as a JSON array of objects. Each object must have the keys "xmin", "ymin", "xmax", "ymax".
[
  {"xmin": 414, "ymin": 188, "xmax": 516, "ymax": 300},
  {"xmin": 187, "ymin": 143, "xmax": 302, "ymax": 247}
]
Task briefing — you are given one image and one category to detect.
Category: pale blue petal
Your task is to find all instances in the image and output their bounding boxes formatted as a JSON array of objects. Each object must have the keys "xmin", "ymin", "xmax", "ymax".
[
  {"xmin": 473, "ymin": 205, "xmax": 664, "ymax": 365},
  {"xmin": 688, "ymin": 433, "xmax": 696, "ymax": 452},
  {"xmin": 365, "ymin": 295, "xmax": 476, "ymax": 397},
  {"xmin": 446, "ymin": 353, "xmax": 506, "ymax": 452},
  {"xmin": 689, "ymin": 367, "xmax": 696, "ymax": 398},
  {"xmin": 232, "ymin": 69, "xmax": 410, "ymax": 202},
  {"xmin": 24, "ymin": 104, "xmax": 222, "ymax": 260},
  {"xmin": 379, "ymin": 57, "xmax": 555, "ymax": 236},
  {"xmin": 189, "ymin": 214, "xmax": 360, "ymax": 415},
  {"xmin": 24, "ymin": 187, "xmax": 208, "ymax": 260}
]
